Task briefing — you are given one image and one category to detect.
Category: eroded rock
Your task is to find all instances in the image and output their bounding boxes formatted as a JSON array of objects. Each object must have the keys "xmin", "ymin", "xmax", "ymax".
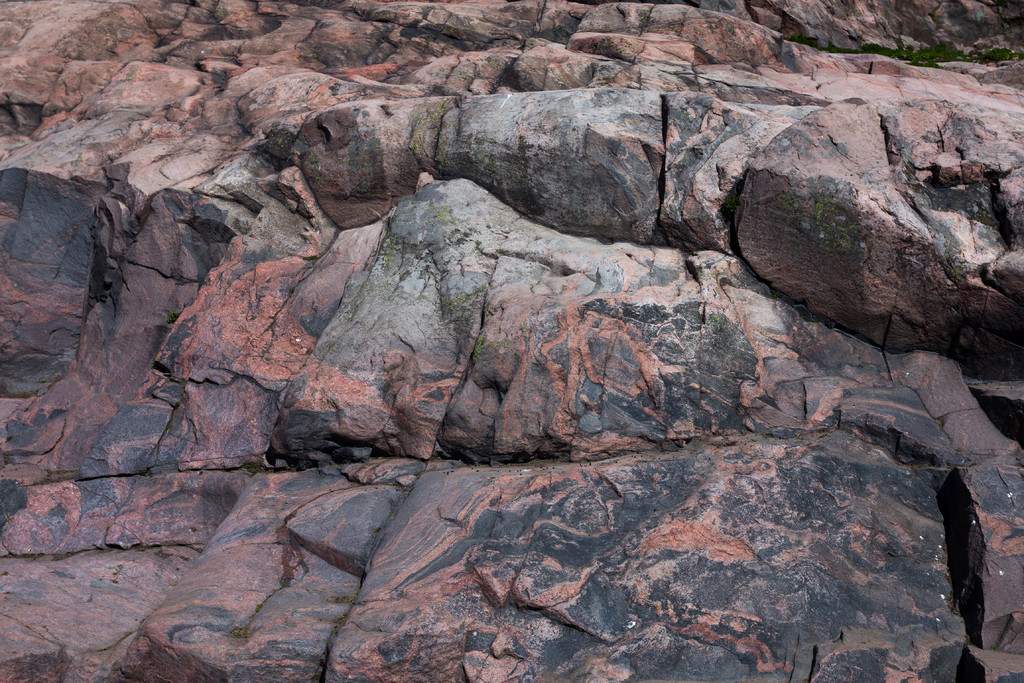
[
  {"xmin": 118, "ymin": 471, "xmax": 388, "ymax": 682},
  {"xmin": 326, "ymin": 432, "xmax": 962, "ymax": 681},
  {"xmin": 0, "ymin": 547, "xmax": 198, "ymax": 681}
]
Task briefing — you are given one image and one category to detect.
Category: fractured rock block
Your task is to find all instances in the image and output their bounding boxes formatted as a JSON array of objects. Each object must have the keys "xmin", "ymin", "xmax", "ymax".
[
  {"xmin": 119, "ymin": 471, "xmax": 392, "ymax": 682},
  {"xmin": 941, "ymin": 465, "xmax": 1024, "ymax": 653},
  {"xmin": 436, "ymin": 88, "xmax": 663, "ymax": 243}
]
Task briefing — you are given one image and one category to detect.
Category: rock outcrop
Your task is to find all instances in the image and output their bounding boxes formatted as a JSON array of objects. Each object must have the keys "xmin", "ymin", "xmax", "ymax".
[{"xmin": 2, "ymin": 0, "xmax": 1024, "ymax": 680}]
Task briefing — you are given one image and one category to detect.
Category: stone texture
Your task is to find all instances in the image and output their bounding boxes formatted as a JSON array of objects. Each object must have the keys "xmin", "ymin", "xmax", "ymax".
[
  {"xmin": 3, "ymin": 0, "xmax": 1024, "ymax": 679},
  {"xmin": 739, "ymin": 0, "xmax": 1007, "ymax": 51},
  {"xmin": 119, "ymin": 472, "xmax": 392, "ymax": 683},
  {"xmin": 1, "ymin": 188, "xmax": 235, "ymax": 475},
  {"xmin": 807, "ymin": 628, "xmax": 961, "ymax": 682},
  {"xmin": 0, "ymin": 471, "xmax": 246, "ymax": 556},
  {"xmin": 326, "ymin": 432, "xmax": 962, "ymax": 681},
  {"xmin": 575, "ymin": 4, "xmax": 784, "ymax": 68},
  {"xmin": 340, "ymin": 458, "xmax": 427, "ymax": 486},
  {"xmin": 0, "ymin": 547, "xmax": 198, "ymax": 682},
  {"xmin": 300, "ymin": 97, "xmax": 456, "ymax": 230},
  {"xmin": 276, "ymin": 179, "xmax": 1015, "ymax": 467}
]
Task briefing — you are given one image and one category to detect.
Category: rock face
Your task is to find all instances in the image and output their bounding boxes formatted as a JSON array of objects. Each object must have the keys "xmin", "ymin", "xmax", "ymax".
[
  {"xmin": 0, "ymin": 169, "xmax": 98, "ymax": 397},
  {"xmin": 2, "ymin": 0, "xmax": 1024, "ymax": 680},
  {"xmin": 328, "ymin": 432, "xmax": 962, "ymax": 682},
  {"xmin": 738, "ymin": 98, "xmax": 1024, "ymax": 357}
]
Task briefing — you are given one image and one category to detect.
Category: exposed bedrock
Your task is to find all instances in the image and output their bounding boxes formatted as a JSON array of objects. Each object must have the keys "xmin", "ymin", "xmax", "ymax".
[
  {"xmin": 3, "ymin": 0, "xmax": 1024, "ymax": 678},
  {"xmin": 271, "ymin": 178, "xmax": 1017, "ymax": 468},
  {"xmin": 738, "ymin": 98, "xmax": 1024, "ymax": 371},
  {"xmin": 325, "ymin": 432, "xmax": 963, "ymax": 681}
]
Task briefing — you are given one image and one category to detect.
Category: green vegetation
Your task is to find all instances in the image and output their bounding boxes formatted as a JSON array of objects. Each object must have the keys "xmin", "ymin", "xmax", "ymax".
[
  {"xmin": 266, "ymin": 125, "xmax": 294, "ymax": 159},
  {"xmin": 721, "ymin": 194, "xmax": 740, "ymax": 219},
  {"xmin": 809, "ymin": 195, "xmax": 860, "ymax": 254},
  {"xmin": 939, "ymin": 249, "xmax": 969, "ymax": 284},
  {"xmin": 439, "ymin": 285, "xmax": 485, "ymax": 326},
  {"xmin": 785, "ymin": 35, "xmax": 1024, "ymax": 67},
  {"xmin": 239, "ymin": 461, "xmax": 262, "ymax": 474},
  {"xmin": 408, "ymin": 101, "xmax": 451, "ymax": 158},
  {"xmin": 471, "ymin": 334, "xmax": 510, "ymax": 362},
  {"xmin": 229, "ymin": 626, "xmax": 252, "ymax": 639},
  {"xmin": 776, "ymin": 193, "xmax": 861, "ymax": 255},
  {"xmin": 166, "ymin": 311, "xmax": 180, "ymax": 324},
  {"xmin": 304, "ymin": 151, "xmax": 325, "ymax": 188},
  {"xmin": 430, "ymin": 204, "xmax": 455, "ymax": 224}
]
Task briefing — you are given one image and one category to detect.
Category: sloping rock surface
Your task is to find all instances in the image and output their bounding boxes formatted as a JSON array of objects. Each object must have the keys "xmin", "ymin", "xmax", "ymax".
[{"xmin": 1, "ymin": 0, "xmax": 1024, "ymax": 680}]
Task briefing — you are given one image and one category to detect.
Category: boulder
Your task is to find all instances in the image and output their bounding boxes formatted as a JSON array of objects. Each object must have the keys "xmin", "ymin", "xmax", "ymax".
[
  {"xmin": 437, "ymin": 89, "xmax": 663, "ymax": 243},
  {"xmin": 737, "ymin": 98, "xmax": 1024, "ymax": 357},
  {"xmin": 273, "ymin": 182, "xmax": 505, "ymax": 461}
]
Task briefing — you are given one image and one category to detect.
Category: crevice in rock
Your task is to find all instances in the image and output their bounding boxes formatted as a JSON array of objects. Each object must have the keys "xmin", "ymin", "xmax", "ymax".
[
  {"xmin": 805, "ymin": 641, "xmax": 820, "ymax": 681},
  {"xmin": 987, "ymin": 170, "xmax": 1016, "ymax": 249},
  {"xmin": 881, "ymin": 314, "xmax": 894, "ymax": 380},
  {"xmin": 301, "ymin": 472, "xmax": 420, "ymax": 678},
  {"xmin": 655, "ymin": 93, "xmax": 670, "ymax": 245},
  {"xmin": 727, "ymin": 172, "xmax": 747, "ymax": 258},
  {"xmin": 507, "ymin": 591, "xmax": 606, "ymax": 643},
  {"xmin": 1, "ymin": 541, "xmax": 205, "ymax": 562},
  {"xmin": 938, "ymin": 469, "xmax": 986, "ymax": 648},
  {"xmin": 878, "ymin": 113, "xmax": 899, "ymax": 168}
]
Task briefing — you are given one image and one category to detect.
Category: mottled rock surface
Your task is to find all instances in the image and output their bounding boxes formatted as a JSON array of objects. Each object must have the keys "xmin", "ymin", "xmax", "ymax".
[
  {"xmin": 2, "ymin": 0, "xmax": 1024, "ymax": 679},
  {"xmin": 0, "ymin": 548, "xmax": 198, "ymax": 682},
  {"xmin": 328, "ymin": 433, "xmax": 961, "ymax": 681}
]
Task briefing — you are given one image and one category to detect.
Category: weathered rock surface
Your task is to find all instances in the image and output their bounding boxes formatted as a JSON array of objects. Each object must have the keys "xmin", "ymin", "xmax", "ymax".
[
  {"xmin": 738, "ymin": 98, "xmax": 1024, "ymax": 360},
  {"xmin": 327, "ymin": 433, "xmax": 962, "ymax": 681},
  {"xmin": 0, "ymin": 547, "xmax": 198, "ymax": 681},
  {"xmin": 119, "ymin": 471, "xmax": 397, "ymax": 682},
  {"xmin": 3, "ymin": 0, "xmax": 1024, "ymax": 679}
]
